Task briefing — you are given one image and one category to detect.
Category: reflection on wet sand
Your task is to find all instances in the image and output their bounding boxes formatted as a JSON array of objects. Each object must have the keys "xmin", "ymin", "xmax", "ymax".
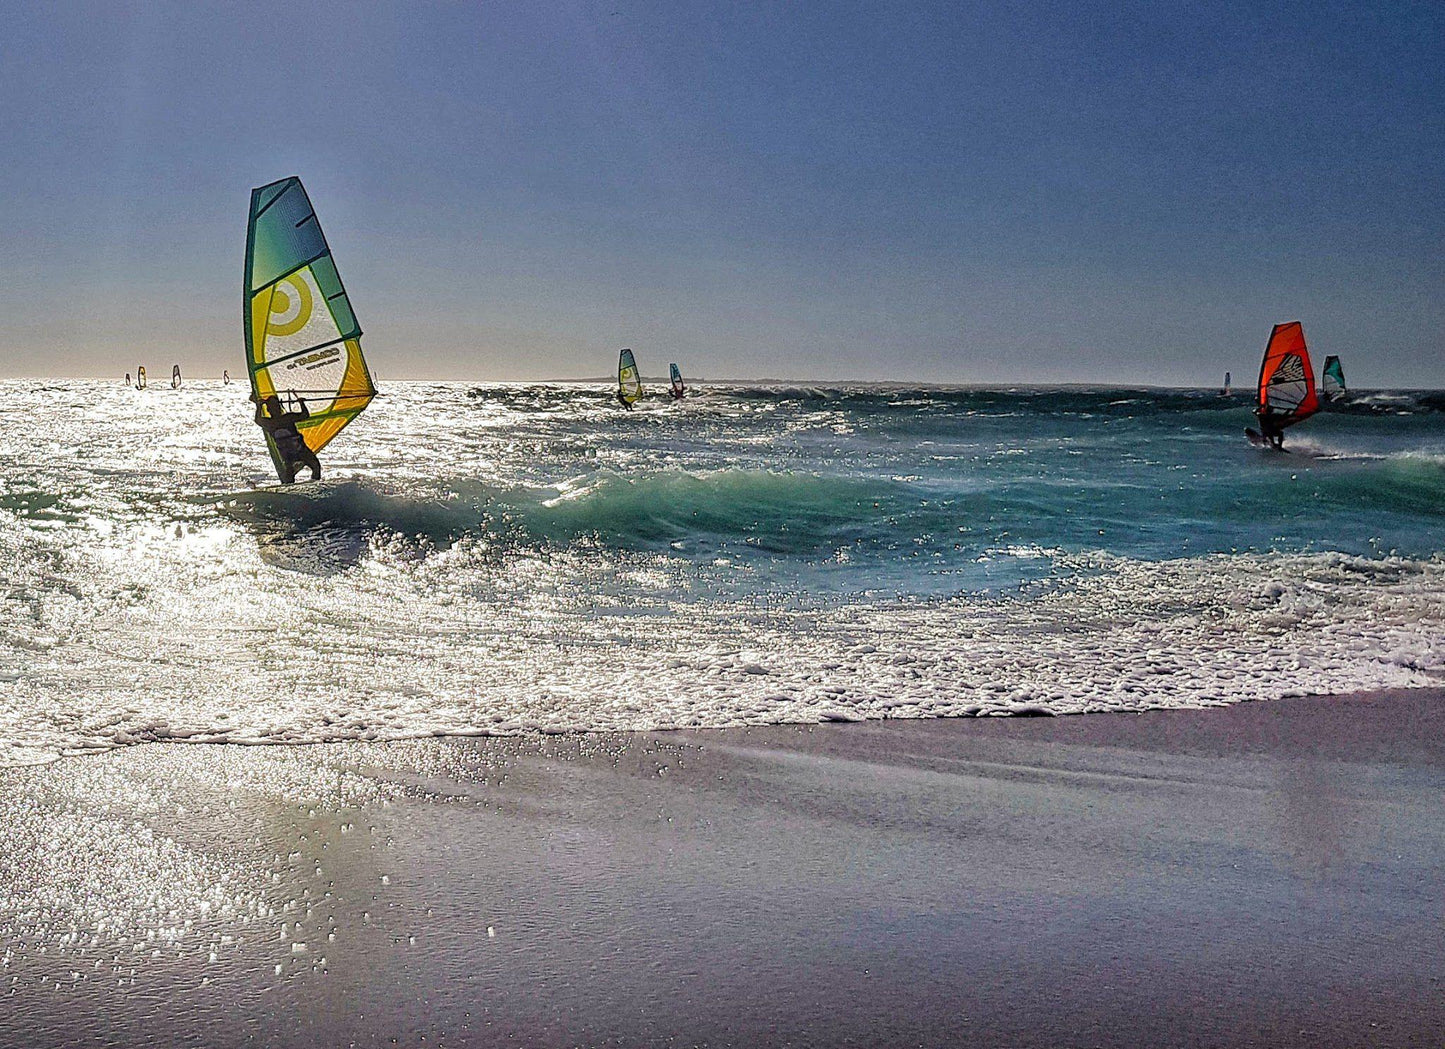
[{"xmin": 2, "ymin": 692, "xmax": 1443, "ymax": 1047}]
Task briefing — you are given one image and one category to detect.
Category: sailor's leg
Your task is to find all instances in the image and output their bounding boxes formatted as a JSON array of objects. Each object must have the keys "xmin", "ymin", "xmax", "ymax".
[
  {"xmin": 279, "ymin": 458, "xmax": 298, "ymax": 485},
  {"xmin": 298, "ymin": 447, "xmax": 322, "ymax": 481}
]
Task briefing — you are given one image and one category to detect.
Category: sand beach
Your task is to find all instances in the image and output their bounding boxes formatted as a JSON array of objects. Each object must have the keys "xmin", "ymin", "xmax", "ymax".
[{"xmin": 3, "ymin": 690, "xmax": 1442, "ymax": 1048}]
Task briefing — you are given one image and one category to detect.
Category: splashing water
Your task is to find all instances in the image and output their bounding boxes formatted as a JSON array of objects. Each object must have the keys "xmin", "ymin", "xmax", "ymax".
[{"xmin": 2, "ymin": 379, "xmax": 1442, "ymax": 765}]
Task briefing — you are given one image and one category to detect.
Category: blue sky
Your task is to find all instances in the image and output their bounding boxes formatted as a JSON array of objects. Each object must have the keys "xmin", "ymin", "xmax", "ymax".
[{"xmin": 0, "ymin": 0, "xmax": 1440, "ymax": 383}]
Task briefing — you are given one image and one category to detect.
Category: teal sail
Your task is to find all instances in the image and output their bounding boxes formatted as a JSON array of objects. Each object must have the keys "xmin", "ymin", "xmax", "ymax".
[
  {"xmin": 1322, "ymin": 355, "xmax": 1345, "ymax": 401},
  {"xmin": 669, "ymin": 362, "xmax": 685, "ymax": 399}
]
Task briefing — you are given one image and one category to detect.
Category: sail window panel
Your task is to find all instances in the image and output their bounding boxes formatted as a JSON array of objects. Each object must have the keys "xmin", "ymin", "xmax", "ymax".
[
  {"xmin": 259, "ymin": 266, "xmax": 344, "ymax": 364},
  {"xmin": 1267, "ymin": 380, "xmax": 1309, "ymax": 412},
  {"xmin": 1265, "ymin": 353, "xmax": 1308, "ymax": 412},
  {"xmin": 257, "ymin": 341, "xmax": 351, "ymax": 415}
]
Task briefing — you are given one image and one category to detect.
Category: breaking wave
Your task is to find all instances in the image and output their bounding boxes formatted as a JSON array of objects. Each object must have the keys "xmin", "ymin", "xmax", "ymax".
[{"xmin": 3, "ymin": 379, "xmax": 1443, "ymax": 766}]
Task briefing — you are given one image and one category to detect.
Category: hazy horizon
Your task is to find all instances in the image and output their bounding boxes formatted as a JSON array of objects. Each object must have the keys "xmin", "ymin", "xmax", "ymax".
[
  {"xmin": 21, "ymin": 372, "xmax": 1445, "ymax": 393},
  {"xmin": 1, "ymin": 1, "xmax": 1441, "ymax": 386}
]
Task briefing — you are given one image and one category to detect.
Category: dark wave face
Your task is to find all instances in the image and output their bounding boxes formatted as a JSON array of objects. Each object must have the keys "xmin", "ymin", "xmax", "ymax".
[
  {"xmin": 211, "ymin": 383, "xmax": 1445, "ymax": 577},
  {"xmin": 468, "ymin": 382, "xmax": 1445, "ymax": 417},
  {"xmin": 0, "ymin": 379, "xmax": 1442, "ymax": 763}
]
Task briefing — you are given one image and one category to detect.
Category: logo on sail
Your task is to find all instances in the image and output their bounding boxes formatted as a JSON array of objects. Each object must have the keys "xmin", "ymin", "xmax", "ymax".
[{"xmin": 266, "ymin": 271, "xmax": 315, "ymax": 337}]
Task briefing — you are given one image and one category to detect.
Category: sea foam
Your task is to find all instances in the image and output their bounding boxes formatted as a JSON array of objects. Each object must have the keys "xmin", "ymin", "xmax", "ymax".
[{"xmin": 1, "ymin": 380, "xmax": 1442, "ymax": 765}]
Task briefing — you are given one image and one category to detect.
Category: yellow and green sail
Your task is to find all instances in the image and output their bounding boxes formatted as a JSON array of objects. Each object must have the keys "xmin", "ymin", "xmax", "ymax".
[
  {"xmin": 618, "ymin": 348, "xmax": 642, "ymax": 405},
  {"xmin": 244, "ymin": 176, "xmax": 376, "ymax": 480}
]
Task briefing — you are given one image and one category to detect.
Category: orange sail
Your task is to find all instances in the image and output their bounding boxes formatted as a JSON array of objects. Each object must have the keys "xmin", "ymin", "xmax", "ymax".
[{"xmin": 1256, "ymin": 322, "xmax": 1319, "ymax": 426}]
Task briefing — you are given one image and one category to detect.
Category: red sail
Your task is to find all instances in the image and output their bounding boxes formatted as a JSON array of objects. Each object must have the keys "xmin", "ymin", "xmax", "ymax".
[{"xmin": 1256, "ymin": 322, "xmax": 1319, "ymax": 426}]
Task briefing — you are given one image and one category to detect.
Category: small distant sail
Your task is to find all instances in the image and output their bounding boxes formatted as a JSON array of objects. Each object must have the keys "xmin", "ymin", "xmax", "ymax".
[
  {"xmin": 223, "ymin": 369, "xmax": 231, "ymax": 385},
  {"xmin": 669, "ymin": 362, "xmax": 685, "ymax": 399},
  {"xmin": 171, "ymin": 364, "xmax": 182, "ymax": 389},
  {"xmin": 1223, "ymin": 370, "xmax": 1231, "ymax": 395},
  {"xmin": 1322, "ymin": 355, "xmax": 1346, "ymax": 401},
  {"xmin": 244, "ymin": 176, "xmax": 376, "ymax": 481},
  {"xmin": 1256, "ymin": 322, "xmax": 1319, "ymax": 427},
  {"xmin": 618, "ymin": 348, "xmax": 643, "ymax": 405},
  {"xmin": 135, "ymin": 366, "xmax": 146, "ymax": 390}
]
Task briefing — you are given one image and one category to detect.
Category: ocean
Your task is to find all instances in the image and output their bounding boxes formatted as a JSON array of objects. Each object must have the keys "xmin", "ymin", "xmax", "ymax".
[{"xmin": 2, "ymin": 379, "xmax": 1442, "ymax": 767}]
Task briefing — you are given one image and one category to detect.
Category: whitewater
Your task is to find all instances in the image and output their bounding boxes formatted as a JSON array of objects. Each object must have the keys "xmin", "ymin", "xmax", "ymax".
[{"xmin": 2, "ymin": 379, "xmax": 1442, "ymax": 766}]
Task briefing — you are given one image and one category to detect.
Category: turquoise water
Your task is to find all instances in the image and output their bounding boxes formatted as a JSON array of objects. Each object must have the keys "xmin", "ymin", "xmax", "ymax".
[{"xmin": 2, "ymin": 380, "xmax": 1442, "ymax": 764}]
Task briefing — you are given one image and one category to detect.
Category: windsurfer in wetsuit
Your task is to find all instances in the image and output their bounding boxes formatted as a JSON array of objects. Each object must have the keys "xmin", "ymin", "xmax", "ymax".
[
  {"xmin": 251, "ymin": 392, "xmax": 321, "ymax": 483},
  {"xmin": 1256, "ymin": 409, "xmax": 1286, "ymax": 450},
  {"xmin": 617, "ymin": 390, "xmax": 633, "ymax": 410}
]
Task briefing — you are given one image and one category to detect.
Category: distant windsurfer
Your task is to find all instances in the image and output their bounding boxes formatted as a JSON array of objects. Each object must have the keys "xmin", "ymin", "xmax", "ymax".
[
  {"xmin": 617, "ymin": 390, "xmax": 633, "ymax": 410},
  {"xmin": 1248, "ymin": 322, "xmax": 1319, "ymax": 452},
  {"xmin": 251, "ymin": 392, "xmax": 321, "ymax": 483}
]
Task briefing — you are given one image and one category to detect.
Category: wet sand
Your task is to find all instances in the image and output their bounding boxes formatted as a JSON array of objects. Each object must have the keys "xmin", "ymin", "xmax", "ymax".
[{"xmin": 2, "ymin": 689, "xmax": 1443, "ymax": 1047}]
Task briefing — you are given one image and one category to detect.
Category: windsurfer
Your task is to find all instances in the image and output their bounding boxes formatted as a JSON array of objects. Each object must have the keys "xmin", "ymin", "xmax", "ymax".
[
  {"xmin": 617, "ymin": 390, "xmax": 634, "ymax": 410},
  {"xmin": 251, "ymin": 392, "xmax": 321, "ymax": 483},
  {"xmin": 1255, "ymin": 410, "xmax": 1285, "ymax": 450}
]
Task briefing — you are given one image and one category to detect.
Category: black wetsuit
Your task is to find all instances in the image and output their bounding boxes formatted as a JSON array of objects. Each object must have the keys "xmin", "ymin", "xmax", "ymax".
[
  {"xmin": 1256, "ymin": 411, "xmax": 1286, "ymax": 450},
  {"xmin": 255, "ymin": 400, "xmax": 322, "ymax": 483},
  {"xmin": 617, "ymin": 391, "xmax": 633, "ymax": 410}
]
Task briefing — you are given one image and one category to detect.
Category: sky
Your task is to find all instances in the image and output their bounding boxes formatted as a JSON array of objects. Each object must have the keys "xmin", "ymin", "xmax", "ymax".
[{"xmin": 0, "ymin": 0, "xmax": 1440, "ymax": 385}]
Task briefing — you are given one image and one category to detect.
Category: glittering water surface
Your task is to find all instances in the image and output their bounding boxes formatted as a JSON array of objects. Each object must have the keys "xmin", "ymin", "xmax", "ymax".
[{"xmin": 2, "ymin": 379, "xmax": 1443, "ymax": 765}]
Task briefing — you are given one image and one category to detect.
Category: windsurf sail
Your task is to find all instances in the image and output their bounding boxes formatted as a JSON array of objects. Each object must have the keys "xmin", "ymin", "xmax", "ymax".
[
  {"xmin": 171, "ymin": 364, "xmax": 182, "ymax": 389},
  {"xmin": 223, "ymin": 369, "xmax": 231, "ymax": 385},
  {"xmin": 669, "ymin": 362, "xmax": 685, "ymax": 398},
  {"xmin": 135, "ymin": 366, "xmax": 146, "ymax": 390},
  {"xmin": 618, "ymin": 348, "xmax": 642, "ymax": 405},
  {"xmin": 244, "ymin": 176, "xmax": 376, "ymax": 481},
  {"xmin": 1322, "ymin": 355, "xmax": 1345, "ymax": 401},
  {"xmin": 1223, "ymin": 371, "xmax": 1231, "ymax": 394},
  {"xmin": 1256, "ymin": 321, "xmax": 1319, "ymax": 426}
]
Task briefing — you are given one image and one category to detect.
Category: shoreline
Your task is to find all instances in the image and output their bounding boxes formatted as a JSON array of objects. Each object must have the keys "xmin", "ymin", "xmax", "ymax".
[
  {"xmin": 2, "ymin": 689, "xmax": 1443, "ymax": 1047},
  {"xmin": 10, "ymin": 674, "xmax": 1445, "ymax": 772}
]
